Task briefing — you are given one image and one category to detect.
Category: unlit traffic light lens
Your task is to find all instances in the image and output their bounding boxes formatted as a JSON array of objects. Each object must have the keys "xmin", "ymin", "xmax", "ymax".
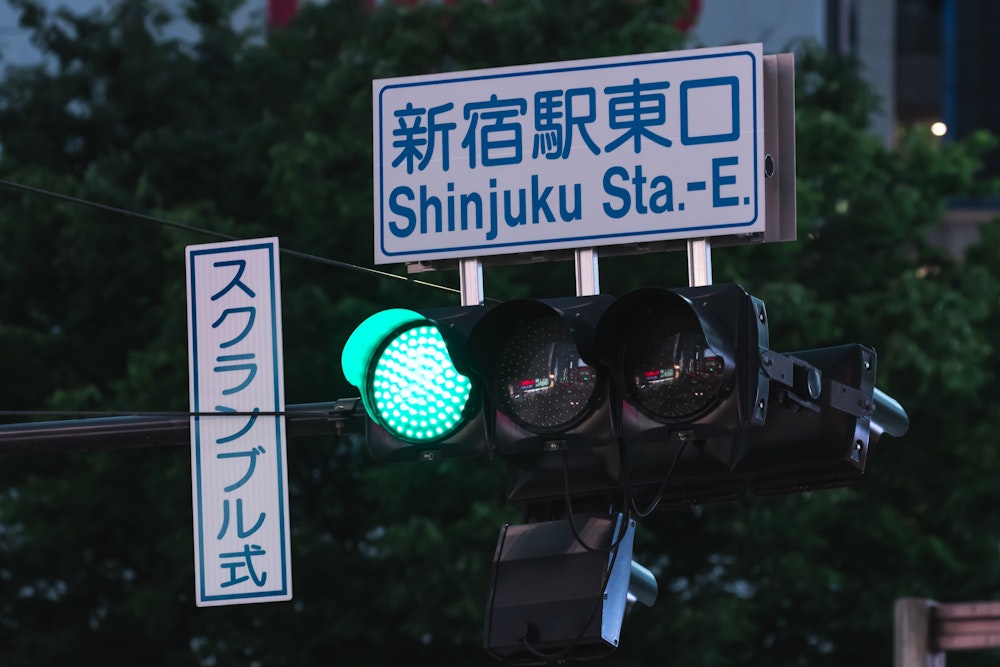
[
  {"xmin": 494, "ymin": 316, "xmax": 599, "ymax": 431},
  {"xmin": 621, "ymin": 307, "xmax": 726, "ymax": 421}
]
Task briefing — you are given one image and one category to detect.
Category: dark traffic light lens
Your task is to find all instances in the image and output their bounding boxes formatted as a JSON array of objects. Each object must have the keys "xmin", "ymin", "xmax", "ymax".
[
  {"xmin": 494, "ymin": 316, "xmax": 599, "ymax": 431},
  {"xmin": 621, "ymin": 307, "xmax": 726, "ymax": 421}
]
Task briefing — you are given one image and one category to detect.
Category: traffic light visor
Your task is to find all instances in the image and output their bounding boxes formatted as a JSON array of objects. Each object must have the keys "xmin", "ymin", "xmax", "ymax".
[{"xmin": 342, "ymin": 308, "xmax": 473, "ymax": 444}]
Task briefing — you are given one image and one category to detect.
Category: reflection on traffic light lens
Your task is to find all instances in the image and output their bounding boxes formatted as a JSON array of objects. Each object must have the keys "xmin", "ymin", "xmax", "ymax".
[
  {"xmin": 621, "ymin": 308, "xmax": 726, "ymax": 421},
  {"xmin": 495, "ymin": 316, "xmax": 599, "ymax": 431},
  {"xmin": 370, "ymin": 324, "xmax": 472, "ymax": 443}
]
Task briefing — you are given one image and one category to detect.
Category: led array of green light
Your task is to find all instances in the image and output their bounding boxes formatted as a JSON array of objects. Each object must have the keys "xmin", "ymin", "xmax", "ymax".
[{"xmin": 370, "ymin": 324, "xmax": 472, "ymax": 443}]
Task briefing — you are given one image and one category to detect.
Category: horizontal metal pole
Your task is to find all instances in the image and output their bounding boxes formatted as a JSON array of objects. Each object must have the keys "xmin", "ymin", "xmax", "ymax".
[{"xmin": 0, "ymin": 399, "xmax": 363, "ymax": 457}]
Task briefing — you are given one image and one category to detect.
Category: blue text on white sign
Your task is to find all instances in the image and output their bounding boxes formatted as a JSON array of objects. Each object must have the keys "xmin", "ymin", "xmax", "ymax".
[
  {"xmin": 373, "ymin": 43, "xmax": 765, "ymax": 264},
  {"xmin": 186, "ymin": 238, "xmax": 292, "ymax": 607}
]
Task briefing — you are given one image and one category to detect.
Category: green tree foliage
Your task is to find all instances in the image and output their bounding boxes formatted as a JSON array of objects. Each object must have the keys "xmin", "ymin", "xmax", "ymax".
[{"xmin": 0, "ymin": 0, "xmax": 997, "ymax": 665}]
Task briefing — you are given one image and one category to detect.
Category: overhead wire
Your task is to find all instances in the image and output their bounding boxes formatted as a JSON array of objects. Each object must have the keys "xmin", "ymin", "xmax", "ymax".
[
  {"xmin": 0, "ymin": 177, "xmax": 466, "ymax": 299},
  {"xmin": 0, "ymin": 176, "xmax": 483, "ymax": 421}
]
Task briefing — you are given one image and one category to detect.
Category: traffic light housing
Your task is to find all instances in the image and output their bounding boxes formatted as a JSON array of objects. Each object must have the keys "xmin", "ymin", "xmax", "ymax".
[
  {"xmin": 594, "ymin": 283, "xmax": 770, "ymax": 510},
  {"xmin": 341, "ymin": 305, "xmax": 491, "ymax": 462},
  {"xmin": 343, "ymin": 283, "xmax": 907, "ymax": 666},
  {"xmin": 342, "ymin": 285, "xmax": 903, "ymax": 507},
  {"xmin": 484, "ymin": 513, "xmax": 637, "ymax": 664},
  {"xmin": 736, "ymin": 343, "xmax": 879, "ymax": 495},
  {"xmin": 455, "ymin": 285, "xmax": 772, "ymax": 513},
  {"xmin": 465, "ymin": 296, "xmax": 620, "ymax": 512}
]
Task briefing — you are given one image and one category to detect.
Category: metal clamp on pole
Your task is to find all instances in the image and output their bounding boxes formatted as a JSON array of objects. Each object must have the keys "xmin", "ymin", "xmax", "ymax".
[{"xmin": 759, "ymin": 349, "xmax": 822, "ymax": 412}]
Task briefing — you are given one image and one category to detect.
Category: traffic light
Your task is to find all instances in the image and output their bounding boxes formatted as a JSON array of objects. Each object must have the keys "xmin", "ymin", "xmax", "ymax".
[
  {"xmin": 343, "ymin": 285, "xmax": 904, "ymax": 506},
  {"xmin": 343, "ymin": 283, "xmax": 907, "ymax": 665},
  {"xmin": 736, "ymin": 343, "xmax": 879, "ymax": 496},
  {"xmin": 484, "ymin": 512, "xmax": 639, "ymax": 664},
  {"xmin": 594, "ymin": 283, "xmax": 770, "ymax": 511},
  {"xmin": 464, "ymin": 295, "xmax": 620, "ymax": 512},
  {"xmin": 341, "ymin": 305, "xmax": 491, "ymax": 462}
]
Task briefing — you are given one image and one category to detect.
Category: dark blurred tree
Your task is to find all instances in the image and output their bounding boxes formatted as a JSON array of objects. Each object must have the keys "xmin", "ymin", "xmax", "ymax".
[
  {"xmin": 0, "ymin": 0, "xmax": 682, "ymax": 665},
  {"xmin": 0, "ymin": 1, "xmax": 998, "ymax": 666},
  {"xmin": 626, "ymin": 44, "xmax": 1000, "ymax": 667}
]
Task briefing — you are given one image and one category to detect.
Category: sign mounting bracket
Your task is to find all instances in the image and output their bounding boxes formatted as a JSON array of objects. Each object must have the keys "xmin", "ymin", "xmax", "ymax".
[
  {"xmin": 575, "ymin": 248, "xmax": 600, "ymax": 296},
  {"xmin": 687, "ymin": 238, "xmax": 713, "ymax": 287},
  {"xmin": 459, "ymin": 257, "xmax": 484, "ymax": 306}
]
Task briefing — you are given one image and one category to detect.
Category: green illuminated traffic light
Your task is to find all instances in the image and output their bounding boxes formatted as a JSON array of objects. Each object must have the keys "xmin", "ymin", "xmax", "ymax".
[
  {"xmin": 341, "ymin": 306, "xmax": 491, "ymax": 462},
  {"xmin": 371, "ymin": 324, "xmax": 471, "ymax": 441},
  {"xmin": 342, "ymin": 309, "xmax": 473, "ymax": 444}
]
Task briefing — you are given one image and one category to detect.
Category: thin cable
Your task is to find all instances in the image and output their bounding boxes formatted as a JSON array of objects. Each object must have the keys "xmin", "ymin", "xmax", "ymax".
[
  {"xmin": 0, "ymin": 177, "xmax": 468, "ymax": 298},
  {"xmin": 516, "ymin": 450, "xmax": 633, "ymax": 658},
  {"xmin": 622, "ymin": 435, "xmax": 689, "ymax": 518},
  {"xmin": 517, "ymin": 566, "xmax": 608, "ymax": 662},
  {"xmin": 518, "ymin": 501, "xmax": 631, "ymax": 662},
  {"xmin": 559, "ymin": 448, "xmax": 630, "ymax": 553}
]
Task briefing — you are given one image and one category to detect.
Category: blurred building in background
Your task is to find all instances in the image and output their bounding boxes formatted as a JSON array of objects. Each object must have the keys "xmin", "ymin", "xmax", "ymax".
[
  {"xmin": 1, "ymin": 0, "xmax": 995, "ymax": 255},
  {"xmin": 693, "ymin": 0, "xmax": 999, "ymax": 257}
]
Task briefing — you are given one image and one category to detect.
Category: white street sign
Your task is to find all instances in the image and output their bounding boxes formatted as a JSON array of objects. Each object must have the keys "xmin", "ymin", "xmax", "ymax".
[
  {"xmin": 186, "ymin": 238, "xmax": 292, "ymax": 606},
  {"xmin": 373, "ymin": 43, "xmax": 765, "ymax": 265}
]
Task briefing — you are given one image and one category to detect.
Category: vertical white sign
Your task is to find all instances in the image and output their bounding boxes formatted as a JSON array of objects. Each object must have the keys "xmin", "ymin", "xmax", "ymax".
[{"xmin": 186, "ymin": 238, "xmax": 292, "ymax": 606}]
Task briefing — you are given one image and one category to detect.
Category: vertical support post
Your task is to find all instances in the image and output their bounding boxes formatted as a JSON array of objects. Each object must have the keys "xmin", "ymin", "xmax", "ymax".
[
  {"xmin": 574, "ymin": 248, "xmax": 600, "ymax": 296},
  {"xmin": 459, "ymin": 258, "xmax": 484, "ymax": 306},
  {"xmin": 687, "ymin": 238, "xmax": 713, "ymax": 287},
  {"xmin": 894, "ymin": 598, "xmax": 946, "ymax": 667}
]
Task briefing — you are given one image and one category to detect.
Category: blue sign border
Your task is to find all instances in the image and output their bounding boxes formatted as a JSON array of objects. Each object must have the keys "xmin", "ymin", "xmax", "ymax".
[
  {"xmin": 376, "ymin": 49, "xmax": 760, "ymax": 261},
  {"xmin": 189, "ymin": 240, "xmax": 290, "ymax": 603}
]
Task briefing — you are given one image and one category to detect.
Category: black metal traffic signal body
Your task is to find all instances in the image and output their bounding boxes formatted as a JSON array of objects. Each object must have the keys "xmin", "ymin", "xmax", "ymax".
[
  {"xmin": 484, "ymin": 513, "xmax": 636, "ymax": 665},
  {"xmin": 340, "ymin": 284, "xmax": 903, "ymax": 666},
  {"xmin": 594, "ymin": 283, "xmax": 770, "ymax": 509},
  {"xmin": 466, "ymin": 295, "xmax": 620, "ymax": 511},
  {"xmin": 736, "ymin": 343, "xmax": 878, "ymax": 496},
  {"xmin": 344, "ymin": 284, "xmax": 890, "ymax": 507},
  {"xmin": 456, "ymin": 284, "xmax": 774, "ymax": 512}
]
